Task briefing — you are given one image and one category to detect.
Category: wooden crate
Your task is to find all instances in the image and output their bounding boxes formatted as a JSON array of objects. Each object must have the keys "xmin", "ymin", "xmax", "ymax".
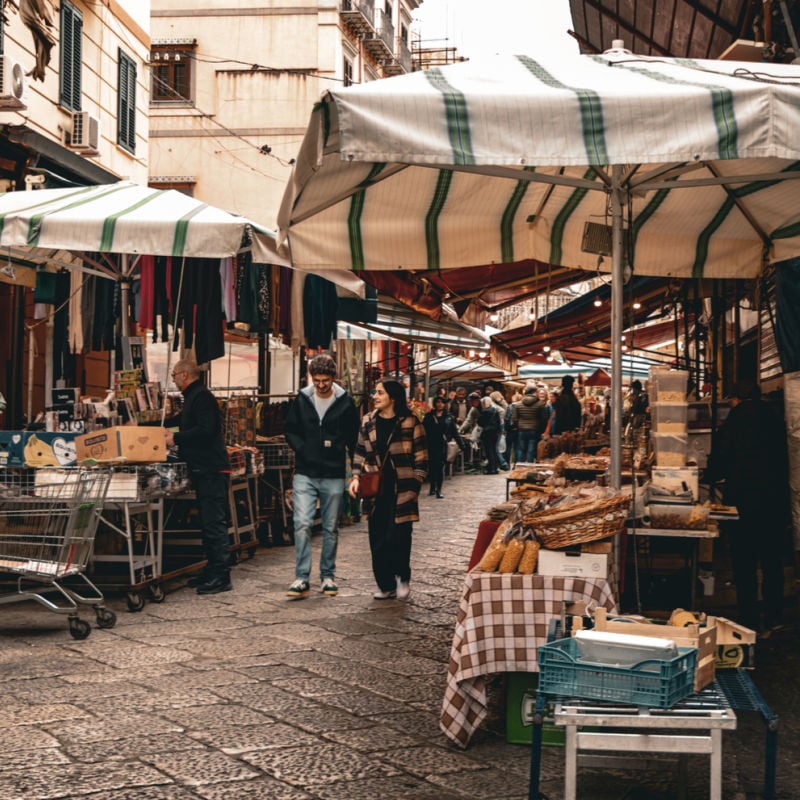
[{"xmin": 574, "ymin": 607, "xmax": 716, "ymax": 692}]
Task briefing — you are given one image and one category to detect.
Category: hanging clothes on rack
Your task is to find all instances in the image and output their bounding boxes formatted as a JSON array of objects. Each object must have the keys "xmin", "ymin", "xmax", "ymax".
[
  {"xmin": 171, "ymin": 257, "xmax": 225, "ymax": 363},
  {"xmin": 303, "ymin": 274, "xmax": 338, "ymax": 349}
]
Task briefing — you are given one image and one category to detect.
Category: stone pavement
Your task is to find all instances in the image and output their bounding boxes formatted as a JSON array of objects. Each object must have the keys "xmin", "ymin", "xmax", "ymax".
[{"xmin": 0, "ymin": 469, "xmax": 797, "ymax": 799}]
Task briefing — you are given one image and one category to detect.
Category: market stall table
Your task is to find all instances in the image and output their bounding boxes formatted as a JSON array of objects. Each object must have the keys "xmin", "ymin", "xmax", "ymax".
[
  {"xmin": 627, "ymin": 523, "xmax": 720, "ymax": 609},
  {"xmin": 440, "ymin": 571, "xmax": 617, "ymax": 747},
  {"xmin": 554, "ymin": 684, "xmax": 737, "ymax": 800}
]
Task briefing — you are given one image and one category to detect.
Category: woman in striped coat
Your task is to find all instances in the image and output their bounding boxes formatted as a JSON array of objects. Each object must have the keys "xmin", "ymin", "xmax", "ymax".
[{"xmin": 349, "ymin": 379, "xmax": 428, "ymax": 600}]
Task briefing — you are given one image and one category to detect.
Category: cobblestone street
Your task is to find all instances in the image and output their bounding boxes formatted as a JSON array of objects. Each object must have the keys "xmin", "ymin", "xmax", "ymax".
[{"xmin": 0, "ymin": 469, "xmax": 798, "ymax": 799}]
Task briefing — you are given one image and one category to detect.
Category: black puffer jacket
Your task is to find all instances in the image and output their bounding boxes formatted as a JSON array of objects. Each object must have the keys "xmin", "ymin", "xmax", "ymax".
[{"xmin": 285, "ymin": 384, "xmax": 359, "ymax": 479}]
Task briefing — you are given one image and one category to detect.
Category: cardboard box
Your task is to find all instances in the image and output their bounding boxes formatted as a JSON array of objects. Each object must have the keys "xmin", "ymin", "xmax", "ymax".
[
  {"xmin": 21, "ymin": 432, "xmax": 77, "ymax": 467},
  {"xmin": 537, "ymin": 549, "xmax": 608, "ymax": 579},
  {"xmin": 75, "ymin": 426, "xmax": 166, "ymax": 463},
  {"xmin": 714, "ymin": 617, "xmax": 756, "ymax": 669},
  {"xmin": 586, "ymin": 607, "xmax": 716, "ymax": 692},
  {"xmin": 0, "ymin": 431, "xmax": 26, "ymax": 467}
]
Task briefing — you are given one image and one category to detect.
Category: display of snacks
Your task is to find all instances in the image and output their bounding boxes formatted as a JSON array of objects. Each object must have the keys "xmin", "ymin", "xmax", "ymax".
[
  {"xmin": 649, "ymin": 368, "xmax": 688, "ymax": 403},
  {"xmin": 650, "ymin": 402, "xmax": 688, "ymax": 434},
  {"xmin": 651, "ymin": 432, "xmax": 688, "ymax": 467},
  {"xmin": 498, "ymin": 537, "xmax": 525, "ymax": 573},
  {"xmin": 477, "ymin": 530, "xmax": 508, "ymax": 571},
  {"xmin": 648, "ymin": 503, "xmax": 710, "ymax": 530},
  {"xmin": 517, "ymin": 539, "xmax": 540, "ymax": 573}
]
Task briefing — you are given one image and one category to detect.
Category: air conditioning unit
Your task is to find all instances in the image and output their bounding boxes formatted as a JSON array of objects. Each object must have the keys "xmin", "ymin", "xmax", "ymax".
[
  {"xmin": 0, "ymin": 55, "xmax": 27, "ymax": 109},
  {"xmin": 67, "ymin": 111, "xmax": 100, "ymax": 153}
]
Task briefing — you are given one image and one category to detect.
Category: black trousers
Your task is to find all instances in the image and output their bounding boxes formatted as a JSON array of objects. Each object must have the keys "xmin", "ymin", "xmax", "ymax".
[
  {"xmin": 368, "ymin": 489, "xmax": 412, "ymax": 592},
  {"xmin": 429, "ymin": 450, "xmax": 445, "ymax": 493},
  {"xmin": 728, "ymin": 500, "xmax": 786, "ymax": 630},
  {"xmin": 191, "ymin": 471, "xmax": 231, "ymax": 580},
  {"xmin": 481, "ymin": 430, "xmax": 500, "ymax": 473}
]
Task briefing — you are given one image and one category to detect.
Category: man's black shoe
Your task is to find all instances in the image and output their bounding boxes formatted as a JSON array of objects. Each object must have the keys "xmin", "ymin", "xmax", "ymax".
[
  {"xmin": 196, "ymin": 577, "xmax": 233, "ymax": 595},
  {"xmin": 187, "ymin": 573, "xmax": 208, "ymax": 588}
]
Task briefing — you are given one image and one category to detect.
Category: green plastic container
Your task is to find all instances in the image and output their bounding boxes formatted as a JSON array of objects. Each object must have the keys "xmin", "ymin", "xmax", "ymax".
[{"xmin": 505, "ymin": 672, "xmax": 565, "ymax": 746}]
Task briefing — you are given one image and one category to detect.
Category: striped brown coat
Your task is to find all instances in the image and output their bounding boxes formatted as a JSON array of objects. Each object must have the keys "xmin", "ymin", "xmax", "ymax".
[{"xmin": 353, "ymin": 411, "xmax": 428, "ymax": 523}]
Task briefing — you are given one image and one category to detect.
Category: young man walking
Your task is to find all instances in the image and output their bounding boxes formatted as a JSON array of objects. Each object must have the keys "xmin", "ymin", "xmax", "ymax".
[{"xmin": 284, "ymin": 354, "xmax": 360, "ymax": 599}]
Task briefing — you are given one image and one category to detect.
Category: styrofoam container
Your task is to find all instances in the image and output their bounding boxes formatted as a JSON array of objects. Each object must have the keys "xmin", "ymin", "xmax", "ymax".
[
  {"xmin": 651, "ymin": 432, "xmax": 687, "ymax": 467},
  {"xmin": 575, "ymin": 629, "xmax": 678, "ymax": 667}
]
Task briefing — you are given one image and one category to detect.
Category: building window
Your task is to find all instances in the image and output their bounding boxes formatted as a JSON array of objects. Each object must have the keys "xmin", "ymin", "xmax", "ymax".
[
  {"xmin": 343, "ymin": 57, "xmax": 353, "ymax": 87},
  {"xmin": 60, "ymin": 1, "xmax": 82, "ymax": 111},
  {"xmin": 151, "ymin": 43, "xmax": 195, "ymax": 103},
  {"xmin": 118, "ymin": 50, "xmax": 136, "ymax": 153}
]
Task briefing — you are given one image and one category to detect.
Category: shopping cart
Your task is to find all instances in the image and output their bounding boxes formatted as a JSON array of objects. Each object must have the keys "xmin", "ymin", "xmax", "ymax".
[{"xmin": 0, "ymin": 468, "xmax": 116, "ymax": 639}]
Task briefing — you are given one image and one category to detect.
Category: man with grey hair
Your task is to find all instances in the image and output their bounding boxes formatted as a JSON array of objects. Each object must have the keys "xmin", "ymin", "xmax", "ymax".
[
  {"xmin": 284, "ymin": 353, "xmax": 359, "ymax": 599},
  {"xmin": 164, "ymin": 358, "xmax": 232, "ymax": 594}
]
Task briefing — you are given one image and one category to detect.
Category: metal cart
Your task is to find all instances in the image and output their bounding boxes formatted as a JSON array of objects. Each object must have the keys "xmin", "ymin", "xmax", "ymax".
[
  {"xmin": 0, "ymin": 468, "xmax": 116, "ymax": 639},
  {"xmin": 91, "ymin": 463, "xmax": 190, "ymax": 612}
]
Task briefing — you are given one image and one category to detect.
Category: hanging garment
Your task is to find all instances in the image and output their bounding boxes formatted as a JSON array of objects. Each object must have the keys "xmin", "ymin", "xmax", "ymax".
[
  {"xmin": 68, "ymin": 268, "xmax": 83, "ymax": 354},
  {"xmin": 220, "ymin": 257, "xmax": 236, "ymax": 322},
  {"xmin": 303, "ymin": 274, "xmax": 338, "ymax": 350},
  {"xmin": 138, "ymin": 255, "xmax": 155, "ymax": 330}
]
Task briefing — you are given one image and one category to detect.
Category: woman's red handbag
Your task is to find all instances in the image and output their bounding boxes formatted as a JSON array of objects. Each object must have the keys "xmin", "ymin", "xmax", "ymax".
[{"xmin": 357, "ymin": 470, "xmax": 383, "ymax": 499}]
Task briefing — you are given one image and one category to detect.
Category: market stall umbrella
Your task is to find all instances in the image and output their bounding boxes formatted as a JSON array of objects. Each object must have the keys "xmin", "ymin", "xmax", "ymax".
[
  {"xmin": 278, "ymin": 50, "xmax": 800, "ymax": 484},
  {"xmin": 0, "ymin": 180, "xmax": 270, "ymax": 258},
  {"xmin": 584, "ymin": 367, "xmax": 612, "ymax": 387}
]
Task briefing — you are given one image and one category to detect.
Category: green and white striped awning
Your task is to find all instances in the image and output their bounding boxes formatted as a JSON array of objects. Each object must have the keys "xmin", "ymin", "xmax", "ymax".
[
  {"xmin": 278, "ymin": 51, "xmax": 800, "ymax": 279},
  {"xmin": 0, "ymin": 180, "xmax": 271, "ymax": 259}
]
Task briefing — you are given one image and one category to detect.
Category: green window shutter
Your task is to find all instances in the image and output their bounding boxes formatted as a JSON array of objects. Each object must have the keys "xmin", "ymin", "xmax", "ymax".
[
  {"xmin": 117, "ymin": 50, "xmax": 136, "ymax": 152},
  {"xmin": 59, "ymin": 2, "xmax": 83, "ymax": 111}
]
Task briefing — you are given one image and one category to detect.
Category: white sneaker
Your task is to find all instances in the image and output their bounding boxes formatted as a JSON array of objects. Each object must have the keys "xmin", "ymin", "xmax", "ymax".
[
  {"xmin": 396, "ymin": 578, "xmax": 410, "ymax": 600},
  {"xmin": 372, "ymin": 589, "xmax": 396, "ymax": 599}
]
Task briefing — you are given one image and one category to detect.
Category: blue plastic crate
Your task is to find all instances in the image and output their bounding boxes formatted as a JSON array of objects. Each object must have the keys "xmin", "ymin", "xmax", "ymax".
[{"xmin": 537, "ymin": 637, "xmax": 697, "ymax": 708}]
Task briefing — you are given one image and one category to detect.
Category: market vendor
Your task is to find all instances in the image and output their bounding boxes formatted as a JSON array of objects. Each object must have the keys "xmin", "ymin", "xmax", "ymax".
[
  {"xmin": 164, "ymin": 359, "xmax": 233, "ymax": 596},
  {"xmin": 706, "ymin": 379, "xmax": 790, "ymax": 635}
]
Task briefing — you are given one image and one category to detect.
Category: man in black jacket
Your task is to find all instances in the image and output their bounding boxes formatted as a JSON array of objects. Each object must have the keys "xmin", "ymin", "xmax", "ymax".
[
  {"xmin": 164, "ymin": 359, "xmax": 232, "ymax": 595},
  {"xmin": 284, "ymin": 354, "xmax": 359, "ymax": 599},
  {"xmin": 707, "ymin": 380, "xmax": 790, "ymax": 634}
]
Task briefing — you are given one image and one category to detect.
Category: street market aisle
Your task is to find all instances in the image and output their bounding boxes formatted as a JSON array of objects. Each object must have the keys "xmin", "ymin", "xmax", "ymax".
[{"xmin": 0, "ymin": 470, "xmax": 783, "ymax": 799}]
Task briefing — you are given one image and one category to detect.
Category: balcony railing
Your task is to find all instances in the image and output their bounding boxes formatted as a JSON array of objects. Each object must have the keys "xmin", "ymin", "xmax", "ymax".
[
  {"xmin": 364, "ymin": 7, "xmax": 394, "ymax": 59},
  {"xmin": 340, "ymin": 0, "xmax": 375, "ymax": 35}
]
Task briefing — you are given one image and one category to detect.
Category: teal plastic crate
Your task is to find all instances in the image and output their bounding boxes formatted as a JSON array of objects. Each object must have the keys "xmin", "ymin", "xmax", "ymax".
[
  {"xmin": 537, "ymin": 637, "xmax": 697, "ymax": 708},
  {"xmin": 505, "ymin": 672, "xmax": 564, "ymax": 746}
]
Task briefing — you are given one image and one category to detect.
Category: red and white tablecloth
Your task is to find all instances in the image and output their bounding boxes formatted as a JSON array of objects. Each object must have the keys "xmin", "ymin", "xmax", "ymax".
[{"xmin": 440, "ymin": 571, "xmax": 617, "ymax": 747}]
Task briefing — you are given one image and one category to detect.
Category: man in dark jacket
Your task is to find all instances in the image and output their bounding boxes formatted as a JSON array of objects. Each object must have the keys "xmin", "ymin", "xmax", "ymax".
[
  {"xmin": 707, "ymin": 380, "xmax": 789, "ymax": 634},
  {"xmin": 513, "ymin": 386, "xmax": 548, "ymax": 462},
  {"xmin": 284, "ymin": 354, "xmax": 359, "ymax": 599},
  {"xmin": 165, "ymin": 359, "xmax": 232, "ymax": 595}
]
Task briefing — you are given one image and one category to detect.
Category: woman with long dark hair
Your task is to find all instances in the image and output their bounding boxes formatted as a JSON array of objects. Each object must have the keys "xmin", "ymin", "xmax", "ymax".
[
  {"xmin": 423, "ymin": 395, "xmax": 463, "ymax": 498},
  {"xmin": 349, "ymin": 379, "xmax": 428, "ymax": 600}
]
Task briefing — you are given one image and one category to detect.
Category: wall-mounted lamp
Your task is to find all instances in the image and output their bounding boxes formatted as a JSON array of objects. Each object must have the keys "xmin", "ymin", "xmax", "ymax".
[{"xmin": 632, "ymin": 301, "xmax": 641, "ymax": 310}]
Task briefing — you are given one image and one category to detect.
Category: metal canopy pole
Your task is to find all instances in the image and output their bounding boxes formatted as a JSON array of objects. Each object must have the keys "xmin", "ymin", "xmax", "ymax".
[{"xmin": 610, "ymin": 165, "xmax": 624, "ymax": 491}]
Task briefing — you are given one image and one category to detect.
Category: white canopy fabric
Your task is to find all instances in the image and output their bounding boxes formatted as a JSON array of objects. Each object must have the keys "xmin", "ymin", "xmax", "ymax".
[
  {"xmin": 279, "ymin": 51, "xmax": 800, "ymax": 279},
  {"xmin": 0, "ymin": 180, "xmax": 270, "ymax": 259}
]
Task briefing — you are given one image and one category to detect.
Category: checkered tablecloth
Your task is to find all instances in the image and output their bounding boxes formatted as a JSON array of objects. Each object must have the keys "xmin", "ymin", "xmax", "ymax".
[{"xmin": 440, "ymin": 571, "xmax": 617, "ymax": 747}]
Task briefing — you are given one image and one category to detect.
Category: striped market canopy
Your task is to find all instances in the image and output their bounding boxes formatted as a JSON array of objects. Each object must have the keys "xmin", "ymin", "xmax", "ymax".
[
  {"xmin": 278, "ymin": 51, "xmax": 800, "ymax": 279},
  {"xmin": 0, "ymin": 180, "xmax": 270, "ymax": 259}
]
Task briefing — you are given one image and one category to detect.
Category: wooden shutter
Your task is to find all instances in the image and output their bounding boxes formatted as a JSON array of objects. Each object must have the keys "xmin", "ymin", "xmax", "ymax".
[
  {"xmin": 59, "ymin": 2, "xmax": 82, "ymax": 111},
  {"xmin": 117, "ymin": 50, "xmax": 136, "ymax": 152}
]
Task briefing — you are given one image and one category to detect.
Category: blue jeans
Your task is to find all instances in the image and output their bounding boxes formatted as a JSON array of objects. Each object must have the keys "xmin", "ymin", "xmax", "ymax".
[
  {"xmin": 292, "ymin": 473, "xmax": 345, "ymax": 582},
  {"xmin": 518, "ymin": 430, "xmax": 540, "ymax": 462}
]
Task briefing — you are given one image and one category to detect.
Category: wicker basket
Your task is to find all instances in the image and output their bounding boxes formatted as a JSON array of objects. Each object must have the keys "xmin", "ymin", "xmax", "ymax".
[{"xmin": 524, "ymin": 494, "xmax": 631, "ymax": 549}]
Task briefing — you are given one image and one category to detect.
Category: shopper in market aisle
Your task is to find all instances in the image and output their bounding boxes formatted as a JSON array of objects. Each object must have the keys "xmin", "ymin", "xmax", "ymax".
[
  {"xmin": 349, "ymin": 379, "xmax": 428, "ymax": 600},
  {"xmin": 545, "ymin": 374, "xmax": 583, "ymax": 435},
  {"xmin": 284, "ymin": 353, "xmax": 360, "ymax": 600},
  {"xmin": 164, "ymin": 359, "xmax": 233, "ymax": 595},
  {"xmin": 706, "ymin": 379, "xmax": 790, "ymax": 635},
  {"xmin": 512, "ymin": 385, "xmax": 549, "ymax": 463},
  {"xmin": 422, "ymin": 395, "xmax": 464, "ymax": 499}
]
